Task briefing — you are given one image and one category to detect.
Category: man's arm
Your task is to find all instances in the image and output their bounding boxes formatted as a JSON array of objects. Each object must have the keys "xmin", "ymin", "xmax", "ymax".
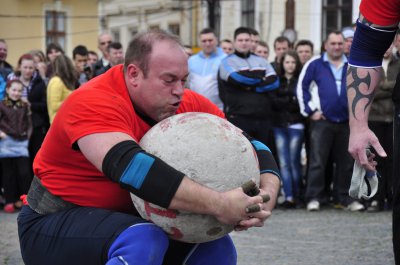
[
  {"xmin": 346, "ymin": 9, "xmax": 397, "ymax": 170},
  {"xmin": 347, "ymin": 66, "xmax": 386, "ymax": 170},
  {"xmin": 296, "ymin": 58, "xmax": 323, "ymax": 120},
  {"xmin": 77, "ymin": 131, "xmax": 267, "ymax": 227},
  {"xmin": 219, "ymin": 57, "xmax": 278, "ymax": 92}
]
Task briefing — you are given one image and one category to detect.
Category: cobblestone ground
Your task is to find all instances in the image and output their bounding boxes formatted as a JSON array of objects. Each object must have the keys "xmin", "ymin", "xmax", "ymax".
[{"xmin": 0, "ymin": 208, "xmax": 394, "ymax": 265}]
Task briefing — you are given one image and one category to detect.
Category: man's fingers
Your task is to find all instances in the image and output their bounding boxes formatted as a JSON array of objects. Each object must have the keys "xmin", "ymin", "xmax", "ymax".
[
  {"xmin": 357, "ymin": 150, "xmax": 369, "ymax": 166},
  {"xmin": 246, "ymin": 204, "xmax": 261, "ymax": 213},
  {"xmin": 241, "ymin": 180, "xmax": 260, "ymax": 196},
  {"xmin": 245, "ymin": 195, "xmax": 269, "ymax": 213},
  {"xmin": 370, "ymin": 141, "xmax": 387, "ymax": 158},
  {"xmin": 261, "ymin": 194, "xmax": 270, "ymax": 203}
]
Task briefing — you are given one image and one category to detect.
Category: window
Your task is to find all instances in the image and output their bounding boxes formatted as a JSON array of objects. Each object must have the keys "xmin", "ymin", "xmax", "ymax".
[
  {"xmin": 322, "ymin": 0, "xmax": 352, "ymax": 39},
  {"xmin": 241, "ymin": 0, "xmax": 255, "ymax": 28},
  {"xmin": 207, "ymin": 1, "xmax": 221, "ymax": 38},
  {"xmin": 168, "ymin": 24, "xmax": 180, "ymax": 36},
  {"xmin": 149, "ymin": 25, "xmax": 160, "ymax": 31},
  {"xmin": 45, "ymin": 11, "xmax": 66, "ymax": 49},
  {"xmin": 111, "ymin": 29, "xmax": 120, "ymax": 42}
]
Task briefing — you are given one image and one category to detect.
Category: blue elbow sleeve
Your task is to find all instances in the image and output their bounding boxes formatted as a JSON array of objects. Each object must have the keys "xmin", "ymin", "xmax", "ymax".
[{"xmin": 349, "ymin": 20, "xmax": 397, "ymax": 68}]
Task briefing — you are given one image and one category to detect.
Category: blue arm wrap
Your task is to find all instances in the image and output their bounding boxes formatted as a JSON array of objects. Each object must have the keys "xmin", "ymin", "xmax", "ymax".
[
  {"xmin": 349, "ymin": 20, "xmax": 397, "ymax": 68},
  {"xmin": 250, "ymin": 139, "xmax": 281, "ymax": 179},
  {"xmin": 102, "ymin": 140, "xmax": 185, "ymax": 208},
  {"xmin": 241, "ymin": 132, "xmax": 280, "ymax": 179}
]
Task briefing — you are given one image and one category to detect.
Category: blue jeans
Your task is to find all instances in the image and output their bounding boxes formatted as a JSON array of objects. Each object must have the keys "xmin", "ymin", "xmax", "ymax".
[{"xmin": 273, "ymin": 127, "xmax": 304, "ymax": 200}]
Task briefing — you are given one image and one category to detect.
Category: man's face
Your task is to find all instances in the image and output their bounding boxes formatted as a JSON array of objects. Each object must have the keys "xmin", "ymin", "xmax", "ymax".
[
  {"xmin": 255, "ymin": 45, "xmax": 269, "ymax": 59},
  {"xmin": 74, "ymin": 54, "xmax": 88, "ymax": 73},
  {"xmin": 109, "ymin": 48, "xmax": 124, "ymax": 66},
  {"xmin": 274, "ymin": 41, "xmax": 289, "ymax": 62},
  {"xmin": 296, "ymin": 45, "xmax": 313, "ymax": 64},
  {"xmin": 98, "ymin": 34, "xmax": 113, "ymax": 55},
  {"xmin": 88, "ymin": 53, "xmax": 98, "ymax": 66},
  {"xmin": 0, "ymin": 41, "xmax": 8, "ymax": 62},
  {"xmin": 220, "ymin": 41, "xmax": 234, "ymax": 54},
  {"xmin": 250, "ymin": 34, "xmax": 260, "ymax": 53},
  {"xmin": 343, "ymin": 37, "xmax": 353, "ymax": 55},
  {"xmin": 127, "ymin": 41, "xmax": 188, "ymax": 122},
  {"xmin": 324, "ymin": 33, "xmax": 344, "ymax": 60},
  {"xmin": 234, "ymin": 33, "xmax": 251, "ymax": 54},
  {"xmin": 199, "ymin": 33, "xmax": 218, "ymax": 56}
]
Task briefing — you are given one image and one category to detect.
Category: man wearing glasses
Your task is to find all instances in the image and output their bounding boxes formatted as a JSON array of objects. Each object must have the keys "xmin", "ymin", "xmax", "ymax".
[{"xmin": 93, "ymin": 32, "xmax": 113, "ymax": 77}]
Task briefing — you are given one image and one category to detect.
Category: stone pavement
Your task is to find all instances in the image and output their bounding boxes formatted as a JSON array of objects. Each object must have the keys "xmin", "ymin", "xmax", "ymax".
[{"xmin": 0, "ymin": 207, "xmax": 394, "ymax": 265}]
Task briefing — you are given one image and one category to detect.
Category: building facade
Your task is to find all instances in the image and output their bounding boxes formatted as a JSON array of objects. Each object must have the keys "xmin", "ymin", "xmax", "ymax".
[
  {"xmin": 1, "ymin": 0, "xmax": 98, "ymax": 67},
  {"xmin": 1, "ymin": 0, "xmax": 361, "ymax": 66},
  {"xmin": 101, "ymin": 0, "xmax": 361, "ymax": 58}
]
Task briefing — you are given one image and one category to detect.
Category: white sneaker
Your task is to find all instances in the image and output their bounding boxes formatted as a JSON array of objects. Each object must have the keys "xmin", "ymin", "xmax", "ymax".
[
  {"xmin": 347, "ymin": 201, "xmax": 365, "ymax": 212},
  {"xmin": 307, "ymin": 200, "xmax": 320, "ymax": 211}
]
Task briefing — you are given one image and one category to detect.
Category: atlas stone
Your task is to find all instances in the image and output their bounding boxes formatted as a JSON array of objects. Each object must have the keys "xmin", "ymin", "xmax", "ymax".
[{"xmin": 132, "ymin": 112, "xmax": 260, "ymax": 243}]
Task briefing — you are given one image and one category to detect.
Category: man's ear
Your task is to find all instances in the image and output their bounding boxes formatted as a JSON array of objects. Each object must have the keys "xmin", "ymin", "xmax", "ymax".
[
  {"xmin": 125, "ymin": 64, "xmax": 141, "ymax": 88},
  {"xmin": 126, "ymin": 64, "xmax": 140, "ymax": 79}
]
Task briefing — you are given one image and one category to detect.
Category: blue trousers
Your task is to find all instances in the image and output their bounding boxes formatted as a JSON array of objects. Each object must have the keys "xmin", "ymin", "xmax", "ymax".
[
  {"xmin": 273, "ymin": 127, "xmax": 304, "ymax": 200},
  {"xmin": 18, "ymin": 205, "xmax": 237, "ymax": 265}
]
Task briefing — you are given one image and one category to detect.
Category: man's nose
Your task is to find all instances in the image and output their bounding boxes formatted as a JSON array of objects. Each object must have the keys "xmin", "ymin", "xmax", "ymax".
[{"xmin": 173, "ymin": 81, "xmax": 185, "ymax": 97}]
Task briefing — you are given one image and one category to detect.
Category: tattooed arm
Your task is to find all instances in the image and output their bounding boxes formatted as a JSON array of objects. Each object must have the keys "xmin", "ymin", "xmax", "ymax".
[
  {"xmin": 346, "ymin": 7, "xmax": 398, "ymax": 170},
  {"xmin": 346, "ymin": 66, "xmax": 387, "ymax": 170}
]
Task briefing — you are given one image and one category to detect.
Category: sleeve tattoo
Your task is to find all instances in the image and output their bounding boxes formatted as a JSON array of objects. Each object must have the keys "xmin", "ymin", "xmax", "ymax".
[{"xmin": 346, "ymin": 66, "xmax": 378, "ymax": 120}]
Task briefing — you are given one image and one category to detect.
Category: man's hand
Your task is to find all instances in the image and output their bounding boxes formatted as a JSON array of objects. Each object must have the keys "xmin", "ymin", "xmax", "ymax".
[
  {"xmin": 348, "ymin": 126, "xmax": 386, "ymax": 171},
  {"xmin": 214, "ymin": 186, "xmax": 269, "ymax": 228},
  {"xmin": 234, "ymin": 173, "xmax": 280, "ymax": 231},
  {"xmin": 310, "ymin": 110, "xmax": 325, "ymax": 121}
]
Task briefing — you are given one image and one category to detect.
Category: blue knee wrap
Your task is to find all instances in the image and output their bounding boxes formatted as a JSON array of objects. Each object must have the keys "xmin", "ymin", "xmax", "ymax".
[
  {"xmin": 184, "ymin": 235, "xmax": 237, "ymax": 265},
  {"xmin": 107, "ymin": 223, "xmax": 169, "ymax": 265}
]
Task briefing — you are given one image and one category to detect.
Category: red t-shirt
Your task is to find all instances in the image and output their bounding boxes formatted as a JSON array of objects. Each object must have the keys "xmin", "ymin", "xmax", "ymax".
[
  {"xmin": 33, "ymin": 65, "xmax": 224, "ymax": 213},
  {"xmin": 360, "ymin": 0, "xmax": 400, "ymax": 26}
]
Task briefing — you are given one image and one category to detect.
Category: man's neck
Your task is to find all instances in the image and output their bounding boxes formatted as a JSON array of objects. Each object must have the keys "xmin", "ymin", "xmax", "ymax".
[
  {"xmin": 203, "ymin": 49, "xmax": 216, "ymax": 58},
  {"xmin": 327, "ymin": 54, "xmax": 343, "ymax": 68},
  {"xmin": 234, "ymin": 50, "xmax": 250, "ymax": 58}
]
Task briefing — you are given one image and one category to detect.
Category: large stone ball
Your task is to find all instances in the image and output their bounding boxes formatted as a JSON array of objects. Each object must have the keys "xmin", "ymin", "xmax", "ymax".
[{"xmin": 131, "ymin": 112, "xmax": 259, "ymax": 243}]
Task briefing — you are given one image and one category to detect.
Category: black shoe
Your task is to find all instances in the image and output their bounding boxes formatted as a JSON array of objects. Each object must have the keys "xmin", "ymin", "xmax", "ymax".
[{"xmin": 279, "ymin": 200, "xmax": 296, "ymax": 209}]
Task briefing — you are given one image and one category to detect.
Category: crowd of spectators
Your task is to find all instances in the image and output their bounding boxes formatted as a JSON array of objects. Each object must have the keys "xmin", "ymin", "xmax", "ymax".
[{"xmin": 0, "ymin": 23, "xmax": 396, "ymax": 214}]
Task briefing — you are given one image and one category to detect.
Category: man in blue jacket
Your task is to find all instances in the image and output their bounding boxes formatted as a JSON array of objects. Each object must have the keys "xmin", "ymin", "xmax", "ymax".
[
  {"xmin": 188, "ymin": 28, "xmax": 226, "ymax": 110},
  {"xmin": 297, "ymin": 31, "xmax": 364, "ymax": 212}
]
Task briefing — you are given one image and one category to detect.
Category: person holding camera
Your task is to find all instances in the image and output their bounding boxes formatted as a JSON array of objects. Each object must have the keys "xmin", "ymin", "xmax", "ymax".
[
  {"xmin": 72, "ymin": 45, "xmax": 92, "ymax": 86},
  {"xmin": 94, "ymin": 42, "xmax": 124, "ymax": 77}
]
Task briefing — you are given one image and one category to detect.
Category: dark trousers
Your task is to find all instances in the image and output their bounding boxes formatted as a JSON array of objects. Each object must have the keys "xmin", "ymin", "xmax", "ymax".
[
  {"xmin": 305, "ymin": 120, "xmax": 353, "ymax": 205},
  {"xmin": 18, "ymin": 206, "xmax": 224, "ymax": 265},
  {"xmin": 369, "ymin": 121, "xmax": 393, "ymax": 204},
  {"xmin": 393, "ymin": 106, "xmax": 400, "ymax": 265},
  {"xmin": 1, "ymin": 157, "xmax": 31, "ymax": 204},
  {"xmin": 18, "ymin": 206, "xmax": 145, "ymax": 265},
  {"xmin": 227, "ymin": 115, "xmax": 276, "ymax": 155}
]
